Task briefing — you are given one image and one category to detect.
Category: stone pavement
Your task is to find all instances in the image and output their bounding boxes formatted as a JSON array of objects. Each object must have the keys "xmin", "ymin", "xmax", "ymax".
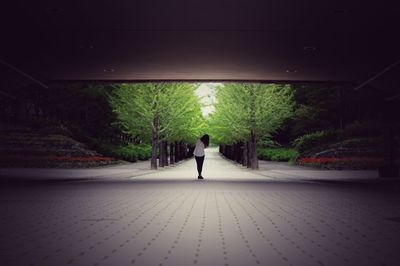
[
  {"xmin": 1, "ymin": 149, "xmax": 400, "ymax": 266},
  {"xmin": 0, "ymin": 160, "xmax": 152, "ymax": 181}
]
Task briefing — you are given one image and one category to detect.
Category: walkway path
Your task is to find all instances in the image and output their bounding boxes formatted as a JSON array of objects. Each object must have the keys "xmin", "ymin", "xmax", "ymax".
[
  {"xmin": 1, "ymin": 149, "xmax": 399, "ymax": 266},
  {"xmin": 0, "ymin": 148, "xmax": 378, "ymax": 182}
]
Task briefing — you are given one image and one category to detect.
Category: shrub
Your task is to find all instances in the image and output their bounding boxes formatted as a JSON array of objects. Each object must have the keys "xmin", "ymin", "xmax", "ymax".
[
  {"xmin": 330, "ymin": 137, "xmax": 382, "ymax": 149},
  {"xmin": 97, "ymin": 142, "xmax": 151, "ymax": 162},
  {"xmin": 342, "ymin": 120, "xmax": 385, "ymax": 138},
  {"xmin": 257, "ymin": 138, "xmax": 281, "ymax": 148},
  {"xmin": 257, "ymin": 147, "xmax": 299, "ymax": 162},
  {"xmin": 292, "ymin": 130, "xmax": 337, "ymax": 152},
  {"xmin": 37, "ymin": 124, "xmax": 72, "ymax": 136},
  {"xmin": 296, "ymin": 156, "xmax": 384, "ymax": 170}
]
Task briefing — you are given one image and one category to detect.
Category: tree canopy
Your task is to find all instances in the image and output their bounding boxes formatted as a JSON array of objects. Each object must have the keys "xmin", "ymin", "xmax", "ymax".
[
  {"xmin": 109, "ymin": 82, "xmax": 206, "ymax": 168},
  {"xmin": 209, "ymin": 83, "xmax": 294, "ymax": 143},
  {"xmin": 209, "ymin": 83, "xmax": 294, "ymax": 168}
]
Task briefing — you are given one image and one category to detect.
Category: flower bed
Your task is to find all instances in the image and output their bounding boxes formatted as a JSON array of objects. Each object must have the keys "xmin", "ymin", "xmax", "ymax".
[
  {"xmin": 0, "ymin": 132, "xmax": 121, "ymax": 168},
  {"xmin": 0, "ymin": 155, "xmax": 118, "ymax": 168},
  {"xmin": 296, "ymin": 156, "xmax": 384, "ymax": 170},
  {"xmin": 298, "ymin": 156, "xmax": 381, "ymax": 163},
  {"xmin": 0, "ymin": 155, "xmax": 115, "ymax": 161}
]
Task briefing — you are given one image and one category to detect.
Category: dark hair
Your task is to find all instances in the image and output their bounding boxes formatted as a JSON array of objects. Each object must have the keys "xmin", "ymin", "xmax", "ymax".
[{"xmin": 200, "ymin": 134, "xmax": 210, "ymax": 148}]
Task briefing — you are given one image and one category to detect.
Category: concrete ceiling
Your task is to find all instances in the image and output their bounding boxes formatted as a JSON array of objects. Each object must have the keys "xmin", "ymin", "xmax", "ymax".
[{"xmin": 1, "ymin": 0, "xmax": 400, "ymax": 84}]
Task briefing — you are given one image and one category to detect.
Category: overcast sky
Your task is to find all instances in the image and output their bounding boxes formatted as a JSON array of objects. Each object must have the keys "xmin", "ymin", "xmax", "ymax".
[{"xmin": 195, "ymin": 83, "xmax": 220, "ymax": 116}]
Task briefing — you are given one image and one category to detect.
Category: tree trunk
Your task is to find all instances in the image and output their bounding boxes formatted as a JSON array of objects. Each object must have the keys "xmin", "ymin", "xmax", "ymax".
[
  {"xmin": 159, "ymin": 140, "xmax": 169, "ymax": 167},
  {"xmin": 235, "ymin": 142, "xmax": 241, "ymax": 163},
  {"xmin": 248, "ymin": 87, "xmax": 258, "ymax": 170},
  {"xmin": 249, "ymin": 130, "xmax": 259, "ymax": 169},
  {"xmin": 150, "ymin": 114, "xmax": 158, "ymax": 169},
  {"xmin": 164, "ymin": 141, "xmax": 169, "ymax": 166},
  {"xmin": 175, "ymin": 142, "xmax": 180, "ymax": 162},
  {"xmin": 170, "ymin": 142, "xmax": 175, "ymax": 164},
  {"xmin": 233, "ymin": 143, "xmax": 236, "ymax": 161},
  {"xmin": 151, "ymin": 134, "xmax": 158, "ymax": 169},
  {"xmin": 242, "ymin": 141, "xmax": 248, "ymax": 166},
  {"xmin": 238, "ymin": 142, "xmax": 244, "ymax": 165},
  {"xmin": 246, "ymin": 140, "xmax": 251, "ymax": 168},
  {"xmin": 179, "ymin": 142, "xmax": 184, "ymax": 159},
  {"xmin": 159, "ymin": 140, "xmax": 165, "ymax": 167},
  {"xmin": 183, "ymin": 142, "xmax": 188, "ymax": 158}
]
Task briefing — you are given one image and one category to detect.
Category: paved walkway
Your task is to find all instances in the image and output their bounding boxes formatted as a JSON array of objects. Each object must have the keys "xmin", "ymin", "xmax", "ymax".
[
  {"xmin": 1, "ymin": 149, "xmax": 400, "ymax": 266},
  {"xmin": 0, "ymin": 160, "xmax": 152, "ymax": 181},
  {"xmin": 0, "ymin": 148, "xmax": 378, "ymax": 182}
]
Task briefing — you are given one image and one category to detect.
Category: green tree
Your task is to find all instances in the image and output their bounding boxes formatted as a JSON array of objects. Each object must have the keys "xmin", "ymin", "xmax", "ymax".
[
  {"xmin": 288, "ymin": 84, "xmax": 384, "ymax": 138},
  {"xmin": 109, "ymin": 83, "xmax": 205, "ymax": 169},
  {"xmin": 21, "ymin": 83, "xmax": 115, "ymax": 141},
  {"xmin": 209, "ymin": 83, "xmax": 294, "ymax": 169}
]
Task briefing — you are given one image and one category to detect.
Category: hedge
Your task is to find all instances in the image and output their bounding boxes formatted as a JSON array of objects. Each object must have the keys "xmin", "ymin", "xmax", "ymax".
[
  {"xmin": 97, "ymin": 142, "xmax": 152, "ymax": 162},
  {"xmin": 257, "ymin": 147, "xmax": 299, "ymax": 162},
  {"xmin": 292, "ymin": 130, "xmax": 337, "ymax": 152}
]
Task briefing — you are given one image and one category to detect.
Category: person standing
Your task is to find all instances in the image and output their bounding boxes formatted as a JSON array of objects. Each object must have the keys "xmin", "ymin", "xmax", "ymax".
[{"xmin": 193, "ymin": 134, "xmax": 209, "ymax": 179}]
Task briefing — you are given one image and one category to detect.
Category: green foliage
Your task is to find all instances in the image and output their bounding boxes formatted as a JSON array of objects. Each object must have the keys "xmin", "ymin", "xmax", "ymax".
[
  {"xmin": 296, "ymin": 159, "xmax": 384, "ymax": 170},
  {"xmin": 331, "ymin": 137, "xmax": 382, "ymax": 149},
  {"xmin": 19, "ymin": 83, "xmax": 117, "ymax": 140},
  {"xmin": 97, "ymin": 143, "xmax": 151, "ymax": 162},
  {"xmin": 291, "ymin": 86, "xmax": 344, "ymax": 135},
  {"xmin": 292, "ymin": 130, "xmax": 337, "ymax": 152},
  {"xmin": 109, "ymin": 83, "xmax": 206, "ymax": 144},
  {"xmin": 257, "ymin": 138, "xmax": 281, "ymax": 148},
  {"xmin": 341, "ymin": 120, "xmax": 389, "ymax": 138},
  {"xmin": 257, "ymin": 147, "xmax": 299, "ymax": 162},
  {"xmin": 209, "ymin": 83, "xmax": 294, "ymax": 144},
  {"xmin": 288, "ymin": 84, "xmax": 384, "ymax": 138}
]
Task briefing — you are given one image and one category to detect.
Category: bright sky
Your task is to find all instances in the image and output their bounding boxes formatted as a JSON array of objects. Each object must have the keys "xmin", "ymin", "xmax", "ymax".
[{"xmin": 195, "ymin": 83, "xmax": 220, "ymax": 116}]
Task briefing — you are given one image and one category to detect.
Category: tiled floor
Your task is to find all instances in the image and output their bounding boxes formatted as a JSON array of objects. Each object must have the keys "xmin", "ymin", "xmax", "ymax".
[{"xmin": 1, "ymin": 151, "xmax": 400, "ymax": 266}]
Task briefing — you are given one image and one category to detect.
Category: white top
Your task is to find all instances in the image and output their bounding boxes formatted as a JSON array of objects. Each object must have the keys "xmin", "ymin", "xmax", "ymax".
[{"xmin": 193, "ymin": 139, "xmax": 205, "ymax": 157}]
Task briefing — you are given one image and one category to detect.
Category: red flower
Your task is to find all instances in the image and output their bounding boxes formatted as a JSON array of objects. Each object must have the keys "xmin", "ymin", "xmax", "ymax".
[{"xmin": 298, "ymin": 157, "xmax": 381, "ymax": 164}]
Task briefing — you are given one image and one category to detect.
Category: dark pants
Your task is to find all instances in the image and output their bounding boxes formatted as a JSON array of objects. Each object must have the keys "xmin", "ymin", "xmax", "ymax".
[{"xmin": 195, "ymin": 156, "xmax": 205, "ymax": 176}]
